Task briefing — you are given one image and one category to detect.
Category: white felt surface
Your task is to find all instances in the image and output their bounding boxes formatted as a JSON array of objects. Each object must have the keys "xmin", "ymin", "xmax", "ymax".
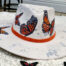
[{"xmin": 0, "ymin": 12, "xmax": 66, "ymax": 65}]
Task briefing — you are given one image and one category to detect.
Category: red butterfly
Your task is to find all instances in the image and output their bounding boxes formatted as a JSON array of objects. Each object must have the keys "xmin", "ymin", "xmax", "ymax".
[
  {"xmin": 20, "ymin": 61, "xmax": 38, "ymax": 66},
  {"xmin": 42, "ymin": 10, "xmax": 55, "ymax": 36},
  {"xmin": 0, "ymin": 26, "xmax": 10, "ymax": 35},
  {"xmin": 20, "ymin": 15, "xmax": 38, "ymax": 36},
  {"xmin": 15, "ymin": 13, "xmax": 23, "ymax": 26}
]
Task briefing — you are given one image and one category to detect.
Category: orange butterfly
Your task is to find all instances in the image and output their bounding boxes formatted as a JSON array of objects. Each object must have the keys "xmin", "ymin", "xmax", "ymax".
[
  {"xmin": 20, "ymin": 15, "xmax": 38, "ymax": 36},
  {"xmin": 0, "ymin": 26, "xmax": 10, "ymax": 35},
  {"xmin": 42, "ymin": 10, "xmax": 55, "ymax": 36},
  {"xmin": 15, "ymin": 13, "xmax": 23, "ymax": 26}
]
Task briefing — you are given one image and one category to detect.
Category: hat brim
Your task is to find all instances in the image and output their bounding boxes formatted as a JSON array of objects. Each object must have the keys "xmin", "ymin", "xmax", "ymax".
[{"xmin": 0, "ymin": 16, "xmax": 66, "ymax": 60}]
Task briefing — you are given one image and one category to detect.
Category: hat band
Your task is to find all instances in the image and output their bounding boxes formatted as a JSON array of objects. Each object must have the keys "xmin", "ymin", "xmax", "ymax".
[{"xmin": 11, "ymin": 26, "xmax": 56, "ymax": 43}]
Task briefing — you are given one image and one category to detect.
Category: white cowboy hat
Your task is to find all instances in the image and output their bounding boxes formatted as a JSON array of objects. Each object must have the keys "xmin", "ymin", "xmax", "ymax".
[{"xmin": 0, "ymin": 4, "xmax": 66, "ymax": 60}]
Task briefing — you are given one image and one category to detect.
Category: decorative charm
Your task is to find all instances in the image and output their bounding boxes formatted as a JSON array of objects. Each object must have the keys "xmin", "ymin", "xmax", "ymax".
[
  {"xmin": 20, "ymin": 61, "xmax": 38, "ymax": 66},
  {"xmin": 15, "ymin": 13, "xmax": 23, "ymax": 26},
  {"xmin": 20, "ymin": 15, "xmax": 38, "ymax": 36},
  {"xmin": 0, "ymin": 26, "xmax": 10, "ymax": 35},
  {"xmin": 42, "ymin": 10, "xmax": 55, "ymax": 36}
]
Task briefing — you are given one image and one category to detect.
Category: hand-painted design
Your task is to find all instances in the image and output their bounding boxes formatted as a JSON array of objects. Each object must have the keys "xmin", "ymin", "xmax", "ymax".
[
  {"xmin": 20, "ymin": 15, "xmax": 38, "ymax": 36},
  {"xmin": 47, "ymin": 49, "xmax": 58, "ymax": 57},
  {"xmin": 0, "ymin": 26, "xmax": 10, "ymax": 35},
  {"xmin": 15, "ymin": 13, "xmax": 23, "ymax": 26},
  {"xmin": 42, "ymin": 10, "xmax": 55, "ymax": 36},
  {"xmin": 20, "ymin": 61, "xmax": 38, "ymax": 66}
]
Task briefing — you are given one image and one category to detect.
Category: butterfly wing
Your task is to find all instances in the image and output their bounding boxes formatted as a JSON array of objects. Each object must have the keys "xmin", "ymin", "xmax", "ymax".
[
  {"xmin": 42, "ymin": 10, "xmax": 50, "ymax": 33},
  {"xmin": 27, "ymin": 22, "xmax": 37, "ymax": 32},
  {"xmin": 44, "ymin": 15, "xmax": 50, "ymax": 25},
  {"xmin": 20, "ymin": 24, "xmax": 30, "ymax": 36},
  {"xmin": 51, "ymin": 19, "xmax": 55, "ymax": 27},
  {"xmin": 0, "ymin": 26, "xmax": 9, "ymax": 35},
  {"xmin": 50, "ymin": 19, "xmax": 55, "ymax": 36},
  {"xmin": 0, "ymin": 30, "xmax": 8, "ymax": 35},
  {"xmin": 30, "ymin": 62, "xmax": 38, "ymax": 66},
  {"xmin": 44, "ymin": 10, "xmax": 50, "ymax": 25},
  {"xmin": 15, "ymin": 19, "xmax": 20, "ymax": 26},
  {"xmin": 15, "ymin": 13, "xmax": 23, "ymax": 26},
  {"xmin": 20, "ymin": 61, "xmax": 29, "ymax": 66},
  {"xmin": 20, "ymin": 15, "xmax": 38, "ymax": 36},
  {"xmin": 0, "ymin": 26, "xmax": 10, "ymax": 29},
  {"xmin": 16, "ymin": 13, "xmax": 23, "ymax": 18},
  {"xmin": 42, "ymin": 23, "xmax": 50, "ymax": 33}
]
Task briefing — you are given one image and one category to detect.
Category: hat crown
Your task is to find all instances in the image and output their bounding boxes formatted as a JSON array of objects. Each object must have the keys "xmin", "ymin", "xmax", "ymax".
[{"xmin": 13, "ymin": 4, "xmax": 55, "ymax": 42}]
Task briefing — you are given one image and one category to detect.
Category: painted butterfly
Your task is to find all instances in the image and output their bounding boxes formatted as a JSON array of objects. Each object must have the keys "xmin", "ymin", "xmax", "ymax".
[
  {"xmin": 20, "ymin": 15, "xmax": 38, "ymax": 36},
  {"xmin": 42, "ymin": 10, "xmax": 55, "ymax": 36},
  {"xmin": 0, "ymin": 26, "xmax": 10, "ymax": 35},
  {"xmin": 15, "ymin": 13, "xmax": 23, "ymax": 26},
  {"xmin": 20, "ymin": 61, "xmax": 38, "ymax": 66}
]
